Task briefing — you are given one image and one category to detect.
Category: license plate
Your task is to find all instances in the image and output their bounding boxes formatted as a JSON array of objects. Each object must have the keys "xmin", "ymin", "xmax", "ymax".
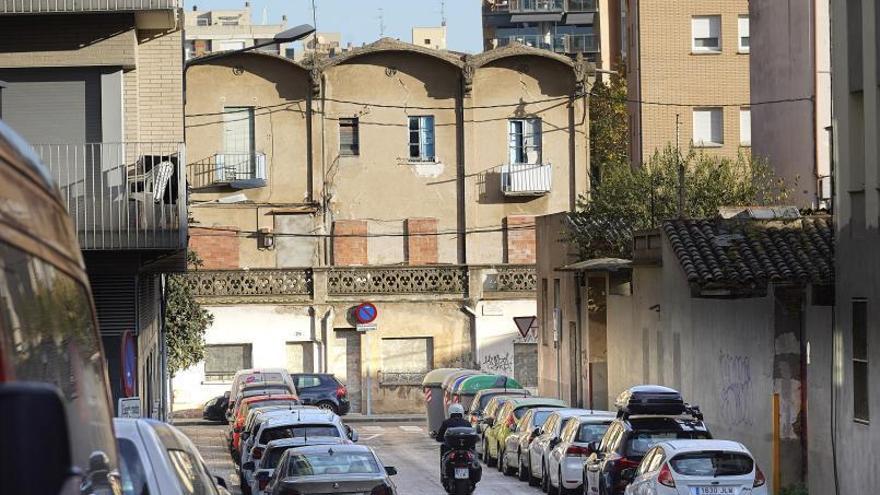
[
  {"xmin": 455, "ymin": 468, "xmax": 469, "ymax": 479},
  {"xmin": 695, "ymin": 487, "xmax": 736, "ymax": 495}
]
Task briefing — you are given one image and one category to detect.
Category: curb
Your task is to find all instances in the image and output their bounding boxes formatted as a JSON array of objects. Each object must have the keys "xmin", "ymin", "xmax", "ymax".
[{"xmin": 343, "ymin": 415, "xmax": 426, "ymax": 424}]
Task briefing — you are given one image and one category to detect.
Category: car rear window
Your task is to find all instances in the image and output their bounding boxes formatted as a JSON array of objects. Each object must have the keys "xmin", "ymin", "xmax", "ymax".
[
  {"xmin": 576, "ymin": 422, "xmax": 611, "ymax": 443},
  {"xmin": 244, "ymin": 373, "xmax": 286, "ymax": 384},
  {"xmin": 626, "ymin": 431, "xmax": 711, "ymax": 457},
  {"xmin": 261, "ymin": 424, "xmax": 341, "ymax": 444},
  {"xmin": 533, "ymin": 411, "xmax": 554, "ymax": 426},
  {"xmin": 264, "ymin": 447, "xmax": 289, "ymax": 469},
  {"xmin": 670, "ymin": 451, "xmax": 754, "ymax": 477},
  {"xmin": 287, "ymin": 451, "xmax": 380, "ymax": 476},
  {"xmin": 514, "ymin": 407, "xmax": 532, "ymax": 419},
  {"xmin": 252, "ymin": 400, "xmax": 295, "ymax": 409}
]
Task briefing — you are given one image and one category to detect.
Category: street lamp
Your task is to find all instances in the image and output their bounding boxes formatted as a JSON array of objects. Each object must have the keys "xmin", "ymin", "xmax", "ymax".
[{"xmin": 188, "ymin": 24, "xmax": 316, "ymax": 65}]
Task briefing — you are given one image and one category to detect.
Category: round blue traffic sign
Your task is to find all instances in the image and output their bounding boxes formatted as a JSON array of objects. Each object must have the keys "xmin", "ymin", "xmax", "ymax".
[{"xmin": 355, "ymin": 302, "xmax": 377, "ymax": 324}]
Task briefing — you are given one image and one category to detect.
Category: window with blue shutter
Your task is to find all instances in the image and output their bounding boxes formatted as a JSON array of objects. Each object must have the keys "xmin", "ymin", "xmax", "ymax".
[{"xmin": 408, "ymin": 115, "xmax": 435, "ymax": 162}]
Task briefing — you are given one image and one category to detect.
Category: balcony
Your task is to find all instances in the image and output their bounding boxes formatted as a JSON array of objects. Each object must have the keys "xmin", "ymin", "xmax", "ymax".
[
  {"xmin": 501, "ymin": 163, "xmax": 552, "ymax": 196},
  {"xmin": 564, "ymin": 33, "xmax": 599, "ymax": 53},
  {"xmin": 493, "ymin": 33, "xmax": 598, "ymax": 54},
  {"xmin": 189, "ymin": 152, "xmax": 267, "ymax": 190},
  {"xmin": 509, "ymin": 0, "xmax": 563, "ymax": 13},
  {"xmin": 0, "ymin": 0, "xmax": 178, "ymax": 13},
  {"xmin": 33, "ymin": 142, "xmax": 186, "ymax": 250},
  {"xmin": 565, "ymin": 0, "xmax": 597, "ymax": 12}
]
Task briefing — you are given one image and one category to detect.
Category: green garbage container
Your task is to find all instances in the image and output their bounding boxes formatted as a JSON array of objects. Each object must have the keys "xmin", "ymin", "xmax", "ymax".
[{"xmin": 453, "ymin": 374, "xmax": 524, "ymax": 412}]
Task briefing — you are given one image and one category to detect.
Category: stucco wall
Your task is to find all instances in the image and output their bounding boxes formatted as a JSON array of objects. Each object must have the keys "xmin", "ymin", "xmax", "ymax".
[{"xmin": 474, "ymin": 299, "xmax": 538, "ymax": 387}]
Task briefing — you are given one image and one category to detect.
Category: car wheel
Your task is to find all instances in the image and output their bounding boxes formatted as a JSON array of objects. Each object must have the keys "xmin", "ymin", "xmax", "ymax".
[
  {"xmin": 528, "ymin": 456, "xmax": 541, "ymax": 487},
  {"xmin": 541, "ymin": 462, "xmax": 550, "ymax": 493},
  {"xmin": 481, "ymin": 438, "xmax": 488, "ymax": 463},
  {"xmin": 487, "ymin": 444, "xmax": 497, "ymax": 467},
  {"xmin": 496, "ymin": 447, "xmax": 504, "ymax": 472},
  {"xmin": 518, "ymin": 452, "xmax": 529, "ymax": 481},
  {"xmin": 503, "ymin": 450, "xmax": 516, "ymax": 476},
  {"xmin": 316, "ymin": 401, "xmax": 338, "ymax": 414}
]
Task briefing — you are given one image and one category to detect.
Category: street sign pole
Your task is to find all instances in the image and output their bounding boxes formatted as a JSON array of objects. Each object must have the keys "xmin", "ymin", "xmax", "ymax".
[
  {"xmin": 353, "ymin": 302, "xmax": 378, "ymax": 417},
  {"xmin": 365, "ymin": 331, "xmax": 371, "ymax": 416}
]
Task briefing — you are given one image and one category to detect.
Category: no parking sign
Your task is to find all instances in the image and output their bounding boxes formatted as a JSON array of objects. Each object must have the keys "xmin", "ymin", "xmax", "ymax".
[{"xmin": 354, "ymin": 302, "xmax": 378, "ymax": 332}]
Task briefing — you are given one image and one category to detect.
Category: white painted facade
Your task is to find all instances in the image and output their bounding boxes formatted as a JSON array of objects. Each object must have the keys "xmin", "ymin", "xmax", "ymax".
[{"xmin": 474, "ymin": 299, "xmax": 538, "ymax": 390}]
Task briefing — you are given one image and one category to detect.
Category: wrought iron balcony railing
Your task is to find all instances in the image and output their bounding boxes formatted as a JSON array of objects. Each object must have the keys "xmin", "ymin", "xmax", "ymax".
[
  {"xmin": 0, "ymin": 0, "xmax": 178, "ymax": 13},
  {"xmin": 501, "ymin": 163, "xmax": 552, "ymax": 196},
  {"xmin": 33, "ymin": 142, "xmax": 186, "ymax": 250}
]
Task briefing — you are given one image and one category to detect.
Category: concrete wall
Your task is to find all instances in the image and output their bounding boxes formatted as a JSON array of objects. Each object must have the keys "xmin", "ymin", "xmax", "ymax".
[{"xmin": 474, "ymin": 299, "xmax": 538, "ymax": 388}]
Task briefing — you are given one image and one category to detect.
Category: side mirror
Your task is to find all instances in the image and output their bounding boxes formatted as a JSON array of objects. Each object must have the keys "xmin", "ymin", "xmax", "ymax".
[
  {"xmin": 587, "ymin": 441, "xmax": 599, "ymax": 453},
  {"xmin": 215, "ymin": 476, "xmax": 228, "ymax": 489},
  {"xmin": 620, "ymin": 467, "xmax": 636, "ymax": 482},
  {"xmin": 549, "ymin": 437, "xmax": 560, "ymax": 448},
  {"xmin": 348, "ymin": 427, "xmax": 359, "ymax": 443},
  {"xmin": 0, "ymin": 383, "xmax": 76, "ymax": 495},
  {"xmin": 384, "ymin": 466, "xmax": 398, "ymax": 476},
  {"xmin": 233, "ymin": 425, "xmax": 243, "ymax": 433},
  {"xmin": 509, "ymin": 424, "xmax": 517, "ymax": 433},
  {"xmin": 242, "ymin": 461, "xmax": 255, "ymax": 471},
  {"xmin": 485, "ymin": 417, "xmax": 495, "ymax": 427},
  {"xmin": 532, "ymin": 427, "xmax": 541, "ymax": 438}
]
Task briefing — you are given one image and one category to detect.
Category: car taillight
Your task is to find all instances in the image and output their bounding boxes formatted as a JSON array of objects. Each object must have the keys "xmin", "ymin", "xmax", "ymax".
[
  {"xmin": 506, "ymin": 414, "xmax": 515, "ymax": 428},
  {"xmin": 252, "ymin": 447, "xmax": 264, "ymax": 460},
  {"xmin": 657, "ymin": 463, "xmax": 675, "ymax": 488},
  {"xmin": 753, "ymin": 466, "xmax": 766, "ymax": 487},
  {"xmin": 336, "ymin": 386, "xmax": 347, "ymax": 398},
  {"xmin": 370, "ymin": 483, "xmax": 394, "ymax": 495},
  {"xmin": 565, "ymin": 445, "xmax": 591, "ymax": 456}
]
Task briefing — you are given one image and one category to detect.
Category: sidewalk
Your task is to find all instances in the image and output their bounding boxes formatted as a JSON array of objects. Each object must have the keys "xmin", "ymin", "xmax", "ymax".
[{"xmin": 343, "ymin": 413, "xmax": 426, "ymax": 424}]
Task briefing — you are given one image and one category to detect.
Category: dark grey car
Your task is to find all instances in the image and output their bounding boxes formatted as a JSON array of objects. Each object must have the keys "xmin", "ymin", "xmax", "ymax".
[{"xmin": 262, "ymin": 444, "xmax": 397, "ymax": 495}]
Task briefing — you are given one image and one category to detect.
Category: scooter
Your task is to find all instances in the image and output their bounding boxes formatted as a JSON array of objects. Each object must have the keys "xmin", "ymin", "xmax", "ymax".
[{"xmin": 441, "ymin": 427, "xmax": 482, "ymax": 495}]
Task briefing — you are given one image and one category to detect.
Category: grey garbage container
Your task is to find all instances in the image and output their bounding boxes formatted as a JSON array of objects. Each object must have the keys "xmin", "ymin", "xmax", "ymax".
[
  {"xmin": 439, "ymin": 369, "xmax": 481, "ymax": 416},
  {"xmin": 423, "ymin": 368, "xmax": 462, "ymax": 435}
]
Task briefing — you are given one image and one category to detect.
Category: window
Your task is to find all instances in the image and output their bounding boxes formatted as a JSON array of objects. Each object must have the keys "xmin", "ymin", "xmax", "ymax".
[
  {"xmin": 508, "ymin": 118, "xmax": 543, "ymax": 164},
  {"xmin": 693, "ymin": 107, "xmax": 724, "ymax": 146},
  {"xmin": 196, "ymin": 18, "xmax": 209, "ymax": 26},
  {"xmin": 296, "ymin": 375, "xmax": 322, "ymax": 390},
  {"xmin": 740, "ymin": 107, "xmax": 751, "ymax": 146},
  {"xmin": 670, "ymin": 451, "xmax": 754, "ymax": 476},
  {"xmin": 853, "ymin": 299, "xmax": 869, "ymax": 422},
  {"xmin": 577, "ymin": 422, "xmax": 611, "ymax": 443},
  {"xmin": 166, "ymin": 449, "xmax": 219, "ymax": 495},
  {"xmin": 424, "ymin": 38, "xmax": 432, "ymax": 45},
  {"xmin": 692, "ymin": 16, "xmax": 721, "ymax": 52},
  {"xmin": 205, "ymin": 344, "xmax": 253, "ymax": 382},
  {"xmin": 222, "ymin": 107, "xmax": 258, "ymax": 179},
  {"xmin": 738, "ymin": 16, "xmax": 750, "ymax": 53},
  {"xmin": 408, "ymin": 115, "xmax": 435, "ymax": 162},
  {"xmin": 339, "ymin": 117, "xmax": 359, "ymax": 155}
]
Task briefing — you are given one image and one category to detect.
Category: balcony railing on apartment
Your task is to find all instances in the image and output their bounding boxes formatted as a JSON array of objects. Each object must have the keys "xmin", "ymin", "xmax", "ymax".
[
  {"xmin": 509, "ymin": 0, "xmax": 563, "ymax": 13},
  {"xmin": 565, "ymin": 0, "xmax": 597, "ymax": 12},
  {"xmin": 0, "ymin": 0, "xmax": 178, "ymax": 13},
  {"xmin": 494, "ymin": 33, "xmax": 598, "ymax": 54},
  {"xmin": 501, "ymin": 163, "xmax": 552, "ymax": 196},
  {"xmin": 33, "ymin": 142, "xmax": 186, "ymax": 250},
  {"xmin": 188, "ymin": 152, "xmax": 267, "ymax": 190}
]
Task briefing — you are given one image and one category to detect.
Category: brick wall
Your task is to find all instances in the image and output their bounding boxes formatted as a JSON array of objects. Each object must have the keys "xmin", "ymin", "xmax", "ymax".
[
  {"xmin": 405, "ymin": 217, "xmax": 438, "ymax": 265},
  {"xmin": 189, "ymin": 226, "xmax": 240, "ymax": 269},
  {"xmin": 506, "ymin": 215, "xmax": 536, "ymax": 264},
  {"xmin": 333, "ymin": 220, "xmax": 368, "ymax": 265},
  {"xmin": 136, "ymin": 29, "xmax": 184, "ymax": 142}
]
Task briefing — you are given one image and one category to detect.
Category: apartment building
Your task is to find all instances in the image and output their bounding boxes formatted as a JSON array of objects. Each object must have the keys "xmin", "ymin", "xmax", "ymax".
[
  {"xmin": 818, "ymin": 0, "xmax": 880, "ymax": 493},
  {"xmin": 184, "ymin": 2, "xmax": 290, "ymax": 59},
  {"xmin": 750, "ymin": 0, "xmax": 832, "ymax": 209},
  {"xmin": 412, "ymin": 26, "xmax": 448, "ymax": 50},
  {"xmin": 627, "ymin": 0, "xmax": 750, "ymax": 166},
  {"xmin": 295, "ymin": 32, "xmax": 353, "ymax": 62},
  {"xmin": 482, "ymin": 0, "xmax": 622, "ymax": 73},
  {"xmin": 0, "ymin": 0, "xmax": 187, "ymax": 418},
  {"xmin": 174, "ymin": 39, "xmax": 591, "ymax": 413}
]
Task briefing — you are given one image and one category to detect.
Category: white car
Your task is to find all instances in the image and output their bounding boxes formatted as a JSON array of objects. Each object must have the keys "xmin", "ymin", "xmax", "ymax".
[
  {"xmin": 500, "ymin": 407, "xmax": 560, "ymax": 481},
  {"xmin": 244, "ymin": 436, "xmax": 346, "ymax": 495},
  {"xmin": 227, "ymin": 368, "xmax": 298, "ymax": 421},
  {"xmin": 546, "ymin": 412, "xmax": 615, "ymax": 495},
  {"xmin": 114, "ymin": 418, "xmax": 231, "ymax": 495},
  {"xmin": 527, "ymin": 409, "xmax": 592, "ymax": 489},
  {"xmin": 624, "ymin": 440, "xmax": 767, "ymax": 495}
]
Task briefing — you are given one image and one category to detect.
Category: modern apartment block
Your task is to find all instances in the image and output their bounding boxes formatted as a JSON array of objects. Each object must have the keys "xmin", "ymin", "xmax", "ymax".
[
  {"xmin": 184, "ymin": 2, "xmax": 290, "ymax": 59},
  {"xmin": 175, "ymin": 39, "xmax": 591, "ymax": 414},
  {"xmin": 626, "ymin": 0, "xmax": 750, "ymax": 166},
  {"xmin": 412, "ymin": 26, "xmax": 448, "ymax": 50},
  {"xmin": 750, "ymin": 0, "xmax": 832, "ymax": 209},
  {"xmin": 820, "ymin": 0, "xmax": 880, "ymax": 493},
  {"xmin": 481, "ymin": 0, "xmax": 622, "ymax": 72},
  {"xmin": 0, "ymin": 0, "xmax": 187, "ymax": 418}
]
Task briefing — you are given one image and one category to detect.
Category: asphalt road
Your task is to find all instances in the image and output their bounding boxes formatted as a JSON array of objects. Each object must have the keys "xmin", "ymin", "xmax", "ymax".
[{"xmin": 177, "ymin": 420, "xmax": 546, "ymax": 495}]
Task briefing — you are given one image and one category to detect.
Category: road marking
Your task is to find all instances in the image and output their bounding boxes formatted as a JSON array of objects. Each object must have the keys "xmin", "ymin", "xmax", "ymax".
[
  {"xmin": 360, "ymin": 434, "xmax": 383, "ymax": 441},
  {"xmin": 399, "ymin": 425, "xmax": 423, "ymax": 433},
  {"xmin": 361, "ymin": 425, "xmax": 384, "ymax": 432}
]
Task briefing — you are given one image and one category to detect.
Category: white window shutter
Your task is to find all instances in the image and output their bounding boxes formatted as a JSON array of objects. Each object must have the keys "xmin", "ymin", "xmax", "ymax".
[
  {"xmin": 740, "ymin": 108, "xmax": 751, "ymax": 145},
  {"xmin": 692, "ymin": 17, "xmax": 712, "ymax": 39},
  {"xmin": 738, "ymin": 17, "xmax": 749, "ymax": 38},
  {"xmin": 693, "ymin": 109, "xmax": 711, "ymax": 144}
]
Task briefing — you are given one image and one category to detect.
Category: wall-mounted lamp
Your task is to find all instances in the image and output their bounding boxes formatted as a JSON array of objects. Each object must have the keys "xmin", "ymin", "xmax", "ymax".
[{"xmin": 258, "ymin": 227, "xmax": 275, "ymax": 250}]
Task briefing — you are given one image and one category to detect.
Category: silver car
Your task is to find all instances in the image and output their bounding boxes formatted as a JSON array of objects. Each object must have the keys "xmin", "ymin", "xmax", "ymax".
[
  {"xmin": 262, "ymin": 444, "xmax": 398, "ymax": 495},
  {"xmin": 244, "ymin": 437, "xmax": 347, "ymax": 495}
]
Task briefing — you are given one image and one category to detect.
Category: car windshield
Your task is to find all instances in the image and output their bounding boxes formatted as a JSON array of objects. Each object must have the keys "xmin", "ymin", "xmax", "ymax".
[
  {"xmin": 244, "ymin": 373, "xmax": 286, "ymax": 384},
  {"xmin": 514, "ymin": 407, "xmax": 531, "ymax": 419},
  {"xmin": 287, "ymin": 451, "xmax": 380, "ymax": 476},
  {"xmin": 576, "ymin": 423, "xmax": 611, "ymax": 443},
  {"xmin": 532, "ymin": 411, "xmax": 554, "ymax": 426},
  {"xmin": 670, "ymin": 451, "xmax": 754, "ymax": 477},
  {"xmin": 478, "ymin": 394, "xmax": 500, "ymax": 412},
  {"xmin": 261, "ymin": 424, "xmax": 341, "ymax": 443},
  {"xmin": 118, "ymin": 438, "xmax": 150, "ymax": 495},
  {"xmin": 243, "ymin": 386, "xmax": 290, "ymax": 398},
  {"xmin": 626, "ymin": 431, "xmax": 711, "ymax": 457}
]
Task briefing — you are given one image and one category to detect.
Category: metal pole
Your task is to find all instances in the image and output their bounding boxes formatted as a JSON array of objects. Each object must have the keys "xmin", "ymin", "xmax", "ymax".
[
  {"xmin": 364, "ymin": 331, "xmax": 372, "ymax": 416},
  {"xmin": 676, "ymin": 113, "xmax": 684, "ymax": 218}
]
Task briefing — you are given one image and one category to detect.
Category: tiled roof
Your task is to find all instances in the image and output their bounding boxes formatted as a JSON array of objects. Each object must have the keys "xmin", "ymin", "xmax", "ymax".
[{"xmin": 662, "ymin": 217, "xmax": 833, "ymax": 291}]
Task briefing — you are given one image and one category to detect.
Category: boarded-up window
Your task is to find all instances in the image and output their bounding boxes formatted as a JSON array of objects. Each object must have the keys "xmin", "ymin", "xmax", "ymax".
[
  {"xmin": 381, "ymin": 337, "xmax": 433, "ymax": 384},
  {"xmin": 205, "ymin": 344, "xmax": 252, "ymax": 382},
  {"xmin": 853, "ymin": 300, "xmax": 869, "ymax": 422},
  {"xmin": 514, "ymin": 342, "xmax": 538, "ymax": 388},
  {"xmin": 287, "ymin": 342, "xmax": 315, "ymax": 373},
  {"xmin": 339, "ymin": 117, "xmax": 359, "ymax": 155}
]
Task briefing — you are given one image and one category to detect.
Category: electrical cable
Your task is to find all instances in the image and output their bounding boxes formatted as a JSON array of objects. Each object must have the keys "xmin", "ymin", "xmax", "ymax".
[
  {"xmin": 188, "ymin": 223, "xmax": 536, "ymax": 239},
  {"xmin": 587, "ymin": 90, "xmax": 815, "ymax": 108}
]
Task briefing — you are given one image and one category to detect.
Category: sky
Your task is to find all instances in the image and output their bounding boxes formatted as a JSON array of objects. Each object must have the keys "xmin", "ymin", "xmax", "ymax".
[{"xmin": 185, "ymin": 0, "xmax": 484, "ymax": 53}]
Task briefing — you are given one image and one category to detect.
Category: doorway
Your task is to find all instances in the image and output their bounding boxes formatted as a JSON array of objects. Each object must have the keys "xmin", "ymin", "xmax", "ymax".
[{"xmin": 335, "ymin": 329, "xmax": 362, "ymax": 413}]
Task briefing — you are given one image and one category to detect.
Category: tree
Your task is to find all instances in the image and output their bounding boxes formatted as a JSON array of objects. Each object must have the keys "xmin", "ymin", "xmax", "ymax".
[
  {"xmin": 569, "ymin": 145, "xmax": 790, "ymax": 259},
  {"xmin": 165, "ymin": 251, "xmax": 213, "ymax": 377},
  {"xmin": 589, "ymin": 66, "xmax": 629, "ymax": 180}
]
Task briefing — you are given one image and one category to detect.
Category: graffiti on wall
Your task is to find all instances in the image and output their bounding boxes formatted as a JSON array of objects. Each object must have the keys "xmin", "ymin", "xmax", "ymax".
[
  {"xmin": 719, "ymin": 352, "xmax": 753, "ymax": 426},
  {"xmin": 480, "ymin": 352, "xmax": 513, "ymax": 375}
]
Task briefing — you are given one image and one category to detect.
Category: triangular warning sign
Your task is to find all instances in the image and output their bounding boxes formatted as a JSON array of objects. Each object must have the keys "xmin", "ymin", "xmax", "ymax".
[{"xmin": 513, "ymin": 316, "xmax": 537, "ymax": 338}]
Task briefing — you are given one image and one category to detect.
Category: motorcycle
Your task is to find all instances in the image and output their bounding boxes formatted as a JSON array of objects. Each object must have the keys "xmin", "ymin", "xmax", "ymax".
[{"xmin": 441, "ymin": 427, "xmax": 482, "ymax": 495}]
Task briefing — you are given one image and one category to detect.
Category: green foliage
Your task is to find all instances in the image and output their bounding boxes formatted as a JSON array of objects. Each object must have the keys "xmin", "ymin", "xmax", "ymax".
[
  {"xmin": 165, "ymin": 251, "xmax": 212, "ymax": 377},
  {"xmin": 780, "ymin": 484, "xmax": 808, "ymax": 495},
  {"xmin": 589, "ymin": 67, "xmax": 629, "ymax": 177},
  {"xmin": 570, "ymin": 145, "xmax": 789, "ymax": 259}
]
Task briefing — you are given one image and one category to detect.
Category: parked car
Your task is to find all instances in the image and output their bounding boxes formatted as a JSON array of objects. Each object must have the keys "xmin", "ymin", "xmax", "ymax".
[
  {"xmin": 291, "ymin": 373, "xmax": 351, "ymax": 415},
  {"xmin": 238, "ymin": 406, "xmax": 323, "ymax": 465},
  {"xmin": 261, "ymin": 445, "xmax": 398, "ymax": 495},
  {"xmin": 229, "ymin": 381, "xmax": 298, "ymax": 419},
  {"xmin": 527, "ymin": 409, "xmax": 595, "ymax": 490},
  {"xmin": 546, "ymin": 412, "xmax": 615, "ymax": 494},
  {"xmin": 475, "ymin": 395, "xmax": 520, "ymax": 458},
  {"xmin": 230, "ymin": 395, "xmax": 299, "ymax": 454},
  {"xmin": 115, "ymin": 418, "xmax": 230, "ymax": 495},
  {"xmin": 227, "ymin": 369, "xmax": 298, "ymax": 421},
  {"xmin": 244, "ymin": 437, "xmax": 347, "ymax": 495},
  {"xmin": 0, "ymin": 121, "xmax": 122, "ymax": 495},
  {"xmin": 468, "ymin": 388, "xmax": 530, "ymax": 430},
  {"xmin": 624, "ymin": 440, "xmax": 767, "ymax": 495},
  {"xmin": 584, "ymin": 386, "xmax": 710, "ymax": 495},
  {"xmin": 204, "ymin": 391, "xmax": 231, "ymax": 422},
  {"xmin": 501, "ymin": 407, "xmax": 560, "ymax": 481},
  {"xmin": 484, "ymin": 397, "xmax": 567, "ymax": 468}
]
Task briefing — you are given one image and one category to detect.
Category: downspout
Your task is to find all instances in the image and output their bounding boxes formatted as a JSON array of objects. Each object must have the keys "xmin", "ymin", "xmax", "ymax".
[{"xmin": 574, "ymin": 271, "xmax": 585, "ymax": 408}]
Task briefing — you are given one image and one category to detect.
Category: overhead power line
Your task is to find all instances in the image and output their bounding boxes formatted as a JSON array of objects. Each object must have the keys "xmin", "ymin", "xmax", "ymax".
[
  {"xmin": 588, "ymin": 90, "xmax": 815, "ymax": 108},
  {"xmin": 189, "ymin": 223, "xmax": 537, "ymax": 239}
]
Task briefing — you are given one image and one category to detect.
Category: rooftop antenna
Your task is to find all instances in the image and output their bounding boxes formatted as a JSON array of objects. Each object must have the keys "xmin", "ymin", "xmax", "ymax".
[
  {"xmin": 441, "ymin": 0, "xmax": 447, "ymax": 27},
  {"xmin": 378, "ymin": 8, "xmax": 386, "ymax": 37},
  {"xmin": 261, "ymin": 5, "xmax": 267, "ymax": 25}
]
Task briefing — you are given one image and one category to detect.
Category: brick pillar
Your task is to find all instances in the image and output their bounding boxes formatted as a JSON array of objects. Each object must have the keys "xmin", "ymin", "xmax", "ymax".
[
  {"xmin": 506, "ymin": 215, "xmax": 536, "ymax": 264},
  {"xmin": 405, "ymin": 217, "xmax": 438, "ymax": 265},
  {"xmin": 189, "ymin": 226, "xmax": 240, "ymax": 269},
  {"xmin": 333, "ymin": 220, "xmax": 368, "ymax": 265}
]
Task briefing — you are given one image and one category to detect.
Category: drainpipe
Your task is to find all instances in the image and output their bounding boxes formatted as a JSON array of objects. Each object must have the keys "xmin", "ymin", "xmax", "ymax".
[
  {"xmin": 574, "ymin": 271, "xmax": 585, "ymax": 409},
  {"xmin": 321, "ymin": 307, "xmax": 334, "ymax": 373}
]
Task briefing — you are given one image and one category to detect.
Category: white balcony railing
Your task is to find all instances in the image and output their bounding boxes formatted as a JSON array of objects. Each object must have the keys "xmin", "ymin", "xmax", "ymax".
[
  {"xmin": 33, "ymin": 142, "xmax": 186, "ymax": 250},
  {"xmin": 0, "ymin": 0, "xmax": 178, "ymax": 13},
  {"xmin": 509, "ymin": 0, "xmax": 563, "ymax": 13},
  {"xmin": 493, "ymin": 33, "xmax": 598, "ymax": 53},
  {"xmin": 501, "ymin": 163, "xmax": 552, "ymax": 196}
]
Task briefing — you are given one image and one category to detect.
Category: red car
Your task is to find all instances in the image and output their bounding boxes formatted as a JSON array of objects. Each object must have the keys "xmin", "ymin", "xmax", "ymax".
[{"xmin": 231, "ymin": 394, "xmax": 299, "ymax": 453}]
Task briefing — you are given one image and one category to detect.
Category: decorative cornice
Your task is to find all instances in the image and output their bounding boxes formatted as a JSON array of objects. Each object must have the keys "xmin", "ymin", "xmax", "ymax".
[{"xmin": 469, "ymin": 41, "xmax": 575, "ymax": 69}]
